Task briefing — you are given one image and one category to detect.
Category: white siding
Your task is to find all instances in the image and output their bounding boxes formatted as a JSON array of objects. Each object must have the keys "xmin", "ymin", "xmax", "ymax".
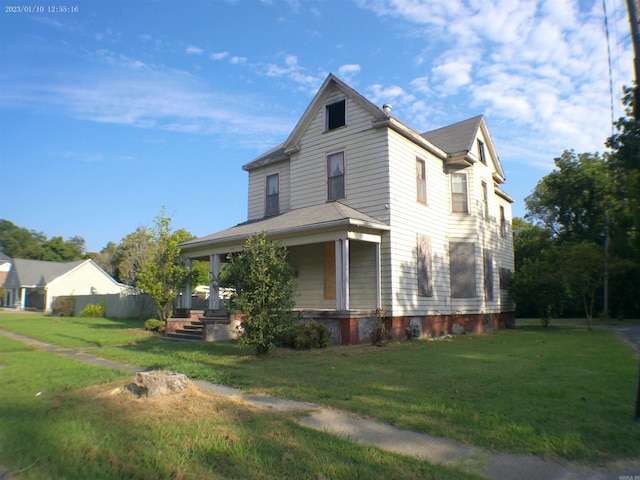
[{"xmin": 289, "ymin": 87, "xmax": 390, "ymax": 223}]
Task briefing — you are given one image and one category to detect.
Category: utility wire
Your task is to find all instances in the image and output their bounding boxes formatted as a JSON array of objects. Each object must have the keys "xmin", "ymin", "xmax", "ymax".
[{"xmin": 604, "ymin": 0, "xmax": 616, "ymax": 138}]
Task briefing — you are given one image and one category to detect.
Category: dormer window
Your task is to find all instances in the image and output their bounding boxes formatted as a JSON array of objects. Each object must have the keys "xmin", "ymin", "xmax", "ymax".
[
  {"xmin": 326, "ymin": 99, "xmax": 346, "ymax": 131},
  {"xmin": 478, "ymin": 139, "xmax": 487, "ymax": 165},
  {"xmin": 265, "ymin": 173, "xmax": 279, "ymax": 217}
]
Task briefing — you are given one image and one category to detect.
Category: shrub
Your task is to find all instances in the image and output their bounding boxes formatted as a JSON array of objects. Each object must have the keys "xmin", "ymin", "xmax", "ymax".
[
  {"xmin": 51, "ymin": 296, "xmax": 75, "ymax": 317},
  {"xmin": 224, "ymin": 232, "xmax": 296, "ymax": 355},
  {"xmin": 144, "ymin": 319, "xmax": 165, "ymax": 332},
  {"xmin": 144, "ymin": 319, "xmax": 161, "ymax": 331},
  {"xmin": 369, "ymin": 309, "xmax": 391, "ymax": 347},
  {"xmin": 281, "ymin": 322, "xmax": 330, "ymax": 350},
  {"xmin": 79, "ymin": 302, "xmax": 106, "ymax": 318}
]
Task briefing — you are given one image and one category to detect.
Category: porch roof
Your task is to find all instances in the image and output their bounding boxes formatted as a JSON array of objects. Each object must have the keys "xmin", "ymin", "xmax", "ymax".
[{"xmin": 179, "ymin": 202, "xmax": 389, "ymax": 256}]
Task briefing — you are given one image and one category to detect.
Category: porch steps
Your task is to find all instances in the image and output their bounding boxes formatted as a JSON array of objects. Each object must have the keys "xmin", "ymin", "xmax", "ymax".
[{"xmin": 166, "ymin": 320, "xmax": 204, "ymax": 342}]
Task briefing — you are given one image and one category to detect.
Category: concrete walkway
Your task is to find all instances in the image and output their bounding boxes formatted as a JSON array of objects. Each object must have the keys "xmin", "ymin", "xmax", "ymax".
[{"xmin": 1, "ymin": 328, "xmax": 637, "ymax": 480}]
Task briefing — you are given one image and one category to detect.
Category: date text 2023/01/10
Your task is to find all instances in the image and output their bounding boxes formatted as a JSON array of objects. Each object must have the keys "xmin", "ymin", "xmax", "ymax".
[{"xmin": 4, "ymin": 5, "xmax": 78, "ymax": 13}]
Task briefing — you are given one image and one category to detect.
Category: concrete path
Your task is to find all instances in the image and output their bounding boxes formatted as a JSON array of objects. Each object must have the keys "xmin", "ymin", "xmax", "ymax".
[{"xmin": 1, "ymin": 328, "xmax": 638, "ymax": 480}]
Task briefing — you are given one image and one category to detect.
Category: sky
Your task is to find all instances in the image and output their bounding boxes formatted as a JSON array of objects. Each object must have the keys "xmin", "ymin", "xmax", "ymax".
[{"xmin": 0, "ymin": 0, "xmax": 634, "ymax": 253}]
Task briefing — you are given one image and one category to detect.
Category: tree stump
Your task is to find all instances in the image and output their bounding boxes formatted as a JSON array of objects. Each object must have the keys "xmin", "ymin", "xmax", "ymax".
[{"xmin": 127, "ymin": 371, "xmax": 190, "ymax": 398}]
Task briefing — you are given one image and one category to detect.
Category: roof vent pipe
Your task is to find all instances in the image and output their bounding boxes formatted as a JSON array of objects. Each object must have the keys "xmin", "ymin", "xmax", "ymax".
[{"xmin": 382, "ymin": 104, "xmax": 392, "ymax": 115}]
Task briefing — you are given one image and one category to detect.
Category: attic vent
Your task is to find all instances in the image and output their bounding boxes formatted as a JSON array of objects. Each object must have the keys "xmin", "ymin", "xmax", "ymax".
[{"xmin": 382, "ymin": 104, "xmax": 392, "ymax": 115}]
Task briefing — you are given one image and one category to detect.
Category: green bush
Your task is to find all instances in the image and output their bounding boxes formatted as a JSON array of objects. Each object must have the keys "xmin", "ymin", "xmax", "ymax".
[
  {"xmin": 281, "ymin": 322, "xmax": 330, "ymax": 350},
  {"xmin": 78, "ymin": 302, "xmax": 106, "ymax": 318},
  {"xmin": 51, "ymin": 296, "xmax": 75, "ymax": 317},
  {"xmin": 144, "ymin": 319, "xmax": 165, "ymax": 333}
]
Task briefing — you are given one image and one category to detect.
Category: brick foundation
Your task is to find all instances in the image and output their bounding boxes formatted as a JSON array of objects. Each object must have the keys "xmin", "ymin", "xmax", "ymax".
[{"xmin": 338, "ymin": 311, "xmax": 515, "ymax": 345}]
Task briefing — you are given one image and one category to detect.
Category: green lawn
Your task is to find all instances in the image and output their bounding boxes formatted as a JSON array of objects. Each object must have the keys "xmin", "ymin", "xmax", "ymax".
[
  {"xmin": 0, "ymin": 333, "xmax": 479, "ymax": 480},
  {"xmin": 1, "ymin": 312, "xmax": 639, "ymax": 465}
]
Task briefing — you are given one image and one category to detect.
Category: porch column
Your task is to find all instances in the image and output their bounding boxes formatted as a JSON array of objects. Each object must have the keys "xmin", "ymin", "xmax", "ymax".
[
  {"xmin": 20, "ymin": 287, "xmax": 26, "ymax": 309},
  {"xmin": 335, "ymin": 239, "xmax": 350, "ymax": 311},
  {"xmin": 376, "ymin": 242, "xmax": 382, "ymax": 310},
  {"xmin": 209, "ymin": 254, "xmax": 221, "ymax": 310},
  {"xmin": 182, "ymin": 258, "xmax": 192, "ymax": 309}
]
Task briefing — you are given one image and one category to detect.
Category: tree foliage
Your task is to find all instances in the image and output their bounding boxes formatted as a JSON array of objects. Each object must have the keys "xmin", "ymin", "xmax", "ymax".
[
  {"xmin": 513, "ymin": 88, "xmax": 640, "ymax": 320},
  {"xmin": 0, "ymin": 219, "xmax": 85, "ymax": 261},
  {"xmin": 135, "ymin": 209, "xmax": 193, "ymax": 323},
  {"xmin": 223, "ymin": 232, "xmax": 296, "ymax": 355}
]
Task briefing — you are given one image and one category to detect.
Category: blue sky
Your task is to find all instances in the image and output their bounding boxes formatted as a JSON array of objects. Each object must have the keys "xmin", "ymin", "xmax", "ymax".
[{"xmin": 0, "ymin": 0, "xmax": 634, "ymax": 253}]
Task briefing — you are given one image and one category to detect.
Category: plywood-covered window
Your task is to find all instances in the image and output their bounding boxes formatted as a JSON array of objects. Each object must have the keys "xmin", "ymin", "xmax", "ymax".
[
  {"xmin": 265, "ymin": 173, "xmax": 279, "ymax": 217},
  {"xmin": 449, "ymin": 242, "xmax": 476, "ymax": 298},
  {"xmin": 327, "ymin": 152, "xmax": 345, "ymax": 201},
  {"xmin": 417, "ymin": 234, "xmax": 433, "ymax": 297},
  {"xmin": 499, "ymin": 267, "xmax": 511, "ymax": 290},
  {"xmin": 416, "ymin": 158, "xmax": 427, "ymax": 204},
  {"xmin": 326, "ymin": 99, "xmax": 346, "ymax": 131},
  {"xmin": 451, "ymin": 173, "xmax": 469, "ymax": 214},
  {"xmin": 483, "ymin": 249, "xmax": 494, "ymax": 301}
]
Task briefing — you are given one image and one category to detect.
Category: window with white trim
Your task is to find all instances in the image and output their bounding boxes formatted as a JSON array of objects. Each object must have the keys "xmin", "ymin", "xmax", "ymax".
[
  {"xmin": 451, "ymin": 173, "xmax": 469, "ymax": 213},
  {"xmin": 416, "ymin": 158, "xmax": 427, "ymax": 204},
  {"xmin": 265, "ymin": 173, "xmax": 279, "ymax": 217},
  {"xmin": 326, "ymin": 99, "xmax": 346, "ymax": 131},
  {"xmin": 478, "ymin": 139, "xmax": 487, "ymax": 165},
  {"xmin": 327, "ymin": 152, "xmax": 345, "ymax": 201}
]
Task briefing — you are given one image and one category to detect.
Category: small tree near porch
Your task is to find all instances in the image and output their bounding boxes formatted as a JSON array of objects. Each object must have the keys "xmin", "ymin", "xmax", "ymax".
[
  {"xmin": 136, "ymin": 208, "xmax": 192, "ymax": 323},
  {"xmin": 224, "ymin": 232, "xmax": 296, "ymax": 355}
]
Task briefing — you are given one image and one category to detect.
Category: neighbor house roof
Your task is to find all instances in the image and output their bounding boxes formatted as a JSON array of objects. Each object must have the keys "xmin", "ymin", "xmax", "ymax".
[
  {"xmin": 180, "ymin": 201, "xmax": 389, "ymax": 251},
  {"xmin": 5, "ymin": 258, "xmax": 85, "ymax": 288}
]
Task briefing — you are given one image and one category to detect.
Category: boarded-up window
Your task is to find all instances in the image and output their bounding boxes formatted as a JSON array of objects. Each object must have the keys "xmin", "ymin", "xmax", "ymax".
[
  {"xmin": 417, "ymin": 234, "xmax": 433, "ymax": 297},
  {"xmin": 324, "ymin": 242, "xmax": 336, "ymax": 299},
  {"xmin": 449, "ymin": 242, "xmax": 476, "ymax": 298},
  {"xmin": 483, "ymin": 249, "xmax": 494, "ymax": 301},
  {"xmin": 499, "ymin": 267, "xmax": 511, "ymax": 290}
]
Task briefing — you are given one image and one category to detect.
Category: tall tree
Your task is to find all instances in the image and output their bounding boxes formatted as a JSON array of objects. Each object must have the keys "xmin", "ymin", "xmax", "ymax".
[
  {"xmin": 524, "ymin": 150, "xmax": 610, "ymax": 244},
  {"xmin": 135, "ymin": 209, "xmax": 192, "ymax": 323},
  {"xmin": 116, "ymin": 227, "xmax": 152, "ymax": 286},
  {"xmin": 0, "ymin": 219, "xmax": 85, "ymax": 261}
]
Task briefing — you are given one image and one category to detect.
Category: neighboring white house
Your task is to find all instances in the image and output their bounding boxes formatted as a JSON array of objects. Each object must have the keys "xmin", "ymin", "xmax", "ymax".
[
  {"xmin": 179, "ymin": 74, "xmax": 515, "ymax": 344},
  {"xmin": 3, "ymin": 258, "xmax": 130, "ymax": 313}
]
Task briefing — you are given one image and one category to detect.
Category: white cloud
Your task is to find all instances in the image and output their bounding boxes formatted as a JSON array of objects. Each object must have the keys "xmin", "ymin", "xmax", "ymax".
[
  {"xmin": 230, "ymin": 56, "xmax": 247, "ymax": 64},
  {"xmin": 186, "ymin": 45, "xmax": 203, "ymax": 55},
  {"xmin": 431, "ymin": 60, "xmax": 472, "ymax": 94},
  {"xmin": 210, "ymin": 51, "xmax": 229, "ymax": 60},
  {"xmin": 357, "ymin": 0, "xmax": 633, "ymax": 164},
  {"xmin": 338, "ymin": 64, "xmax": 361, "ymax": 79}
]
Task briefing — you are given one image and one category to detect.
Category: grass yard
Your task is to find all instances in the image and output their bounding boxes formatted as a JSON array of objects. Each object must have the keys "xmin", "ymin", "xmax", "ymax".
[
  {"xmin": 1, "ymin": 312, "xmax": 639, "ymax": 466},
  {"xmin": 0, "ymin": 334, "xmax": 479, "ymax": 480}
]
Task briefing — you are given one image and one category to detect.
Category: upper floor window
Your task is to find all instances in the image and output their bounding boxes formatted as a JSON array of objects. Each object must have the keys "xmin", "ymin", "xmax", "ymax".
[
  {"xmin": 451, "ymin": 173, "xmax": 469, "ymax": 214},
  {"xmin": 327, "ymin": 152, "xmax": 345, "ymax": 201},
  {"xmin": 326, "ymin": 99, "xmax": 346, "ymax": 131},
  {"xmin": 416, "ymin": 158, "xmax": 427, "ymax": 204},
  {"xmin": 478, "ymin": 139, "xmax": 487, "ymax": 165},
  {"xmin": 500, "ymin": 206, "xmax": 507, "ymax": 238},
  {"xmin": 265, "ymin": 173, "xmax": 279, "ymax": 217}
]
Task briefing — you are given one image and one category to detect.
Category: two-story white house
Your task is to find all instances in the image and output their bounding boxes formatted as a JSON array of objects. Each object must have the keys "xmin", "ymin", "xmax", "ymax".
[{"xmin": 179, "ymin": 74, "xmax": 514, "ymax": 344}]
